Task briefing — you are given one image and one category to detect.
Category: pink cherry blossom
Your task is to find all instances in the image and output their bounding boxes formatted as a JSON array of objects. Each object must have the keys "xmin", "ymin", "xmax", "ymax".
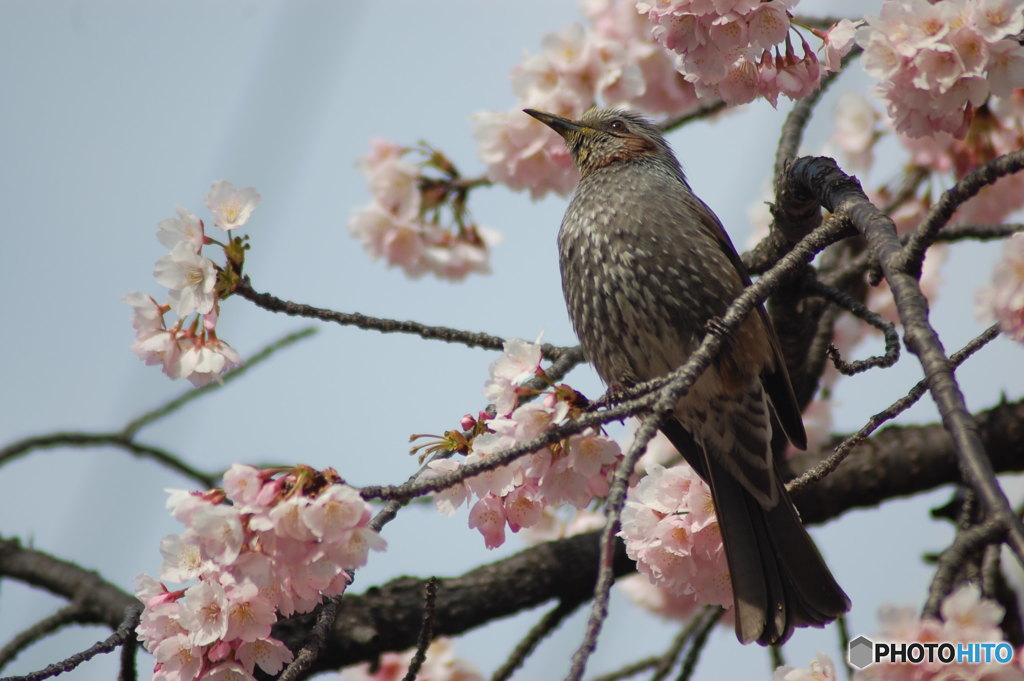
[
  {"xmin": 638, "ymin": 0, "xmax": 828, "ymax": 106},
  {"xmin": 157, "ymin": 206, "xmax": 205, "ymax": 252},
  {"xmin": 831, "ymin": 91, "xmax": 880, "ymax": 171},
  {"xmin": 357, "ymin": 139, "xmax": 421, "ymax": 219},
  {"xmin": 472, "ymin": 108, "xmax": 579, "ymax": 200},
  {"xmin": 977, "ymin": 234, "xmax": 1024, "ymax": 342},
  {"xmin": 351, "ymin": 140, "xmax": 498, "ymax": 280},
  {"xmin": 772, "ymin": 652, "xmax": 836, "ymax": 681},
  {"xmin": 468, "ymin": 494, "xmax": 507, "ymax": 548},
  {"xmin": 200, "ymin": 661, "xmax": 255, "ymax": 681},
  {"xmin": 159, "ymin": 533, "xmax": 208, "ymax": 584},
  {"xmin": 617, "ymin": 573, "xmax": 703, "ymax": 620},
  {"xmin": 153, "ymin": 242, "xmax": 217, "ymax": 316},
  {"xmin": 619, "ymin": 463, "xmax": 731, "ymax": 607},
  {"xmin": 235, "ymin": 638, "xmax": 293, "ymax": 676},
  {"xmin": 191, "ymin": 505, "xmax": 244, "ymax": 567},
  {"xmin": 340, "ymin": 638, "xmax": 482, "ymax": 681},
  {"xmin": 303, "ymin": 484, "xmax": 367, "ymax": 541},
  {"xmin": 860, "ymin": 585, "xmax": 1015, "ymax": 681},
  {"xmin": 205, "ymin": 180, "xmax": 260, "ymax": 231},
  {"xmin": 125, "ymin": 292, "xmax": 167, "ymax": 335},
  {"xmin": 177, "ymin": 336, "xmax": 243, "ymax": 387},
  {"xmin": 178, "ymin": 580, "xmax": 229, "ymax": 646},
  {"xmin": 221, "ymin": 464, "xmax": 264, "ymax": 508},
  {"xmin": 153, "ymin": 634, "xmax": 204, "ymax": 681},
  {"xmin": 857, "ymin": 0, "xmax": 1024, "ymax": 138},
  {"xmin": 422, "ymin": 458, "xmax": 471, "ymax": 516},
  {"xmin": 224, "ymin": 581, "xmax": 276, "ymax": 642},
  {"xmin": 138, "ymin": 466, "xmax": 385, "ymax": 681},
  {"xmin": 820, "ymin": 19, "xmax": 861, "ymax": 73}
]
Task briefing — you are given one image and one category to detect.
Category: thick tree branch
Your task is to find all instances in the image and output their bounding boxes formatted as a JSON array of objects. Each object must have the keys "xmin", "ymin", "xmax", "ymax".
[
  {"xmin": 786, "ymin": 156, "xmax": 1024, "ymax": 564},
  {"xmin": 5, "ymin": 397, "xmax": 1023, "ymax": 679}
]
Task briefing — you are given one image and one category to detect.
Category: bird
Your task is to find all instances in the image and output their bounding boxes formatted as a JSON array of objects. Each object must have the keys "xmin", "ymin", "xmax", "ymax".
[{"xmin": 524, "ymin": 106, "xmax": 850, "ymax": 646}]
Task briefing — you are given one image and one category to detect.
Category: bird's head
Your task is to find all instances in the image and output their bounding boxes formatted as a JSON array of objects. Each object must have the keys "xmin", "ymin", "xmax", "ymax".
[{"xmin": 524, "ymin": 106, "xmax": 680, "ymax": 178}]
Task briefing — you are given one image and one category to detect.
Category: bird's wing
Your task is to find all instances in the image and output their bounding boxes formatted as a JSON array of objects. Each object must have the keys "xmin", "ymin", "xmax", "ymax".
[{"xmin": 688, "ymin": 192, "xmax": 808, "ymax": 450}]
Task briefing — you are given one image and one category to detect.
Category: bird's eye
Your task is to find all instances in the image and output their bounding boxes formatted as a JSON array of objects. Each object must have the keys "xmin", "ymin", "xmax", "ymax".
[{"xmin": 609, "ymin": 119, "xmax": 626, "ymax": 132}]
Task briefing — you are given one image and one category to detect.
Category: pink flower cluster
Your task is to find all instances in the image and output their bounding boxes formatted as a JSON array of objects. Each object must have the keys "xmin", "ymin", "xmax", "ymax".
[
  {"xmin": 857, "ymin": 0, "xmax": 1024, "ymax": 138},
  {"xmin": 637, "ymin": 1, "xmax": 857, "ymax": 106},
  {"xmin": 772, "ymin": 652, "xmax": 837, "ymax": 681},
  {"xmin": 136, "ymin": 464, "xmax": 386, "ymax": 681},
  {"xmin": 422, "ymin": 336, "xmax": 622, "ymax": 549},
  {"xmin": 350, "ymin": 139, "xmax": 499, "ymax": 281},
  {"xmin": 618, "ymin": 463, "xmax": 732, "ymax": 610},
  {"xmin": 861, "ymin": 584, "xmax": 1021, "ymax": 681},
  {"xmin": 775, "ymin": 586, "xmax": 1024, "ymax": 681},
  {"xmin": 125, "ymin": 181, "xmax": 257, "ymax": 386},
  {"xmin": 340, "ymin": 638, "xmax": 482, "ymax": 681},
  {"xmin": 473, "ymin": 0, "xmax": 700, "ymax": 199},
  {"xmin": 977, "ymin": 234, "xmax": 1024, "ymax": 342}
]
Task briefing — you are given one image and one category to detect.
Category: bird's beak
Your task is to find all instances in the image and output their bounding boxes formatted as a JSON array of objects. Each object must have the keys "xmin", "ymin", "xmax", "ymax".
[{"xmin": 524, "ymin": 109, "xmax": 584, "ymax": 139}]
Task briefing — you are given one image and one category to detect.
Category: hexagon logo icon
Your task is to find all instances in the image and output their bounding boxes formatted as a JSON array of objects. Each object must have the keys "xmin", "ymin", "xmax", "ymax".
[{"xmin": 849, "ymin": 635, "xmax": 875, "ymax": 669}]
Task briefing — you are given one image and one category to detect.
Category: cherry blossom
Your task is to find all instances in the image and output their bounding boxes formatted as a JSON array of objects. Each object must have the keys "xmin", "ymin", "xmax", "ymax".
[
  {"xmin": 857, "ymin": 0, "xmax": 1024, "ymax": 138},
  {"xmin": 772, "ymin": 652, "xmax": 836, "ymax": 681},
  {"xmin": 831, "ymin": 92, "xmax": 880, "ymax": 171},
  {"xmin": 205, "ymin": 180, "xmax": 260, "ymax": 231},
  {"xmin": 350, "ymin": 140, "xmax": 498, "ymax": 280},
  {"xmin": 129, "ymin": 183, "xmax": 257, "ymax": 385},
  {"xmin": 637, "ymin": 0, "xmax": 841, "ymax": 107},
  {"xmin": 136, "ymin": 465, "xmax": 384, "ymax": 681},
  {"xmin": 857, "ymin": 584, "xmax": 1017, "ymax": 681},
  {"xmin": 421, "ymin": 339, "xmax": 622, "ymax": 548},
  {"xmin": 474, "ymin": 0, "xmax": 702, "ymax": 199},
  {"xmin": 619, "ymin": 463, "xmax": 732, "ymax": 608},
  {"xmin": 482, "ymin": 334, "xmax": 544, "ymax": 415},
  {"xmin": 977, "ymin": 234, "xmax": 1024, "ymax": 342},
  {"xmin": 157, "ymin": 207, "xmax": 206, "ymax": 252},
  {"xmin": 340, "ymin": 638, "xmax": 483, "ymax": 681},
  {"xmin": 153, "ymin": 242, "xmax": 217, "ymax": 316}
]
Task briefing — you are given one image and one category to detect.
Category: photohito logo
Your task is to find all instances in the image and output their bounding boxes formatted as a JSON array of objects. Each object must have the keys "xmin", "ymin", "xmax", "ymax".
[{"xmin": 848, "ymin": 635, "xmax": 1015, "ymax": 669}]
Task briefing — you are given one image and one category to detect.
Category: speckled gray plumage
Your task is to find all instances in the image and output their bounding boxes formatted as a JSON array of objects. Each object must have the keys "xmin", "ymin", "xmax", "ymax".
[{"xmin": 527, "ymin": 106, "xmax": 849, "ymax": 646}]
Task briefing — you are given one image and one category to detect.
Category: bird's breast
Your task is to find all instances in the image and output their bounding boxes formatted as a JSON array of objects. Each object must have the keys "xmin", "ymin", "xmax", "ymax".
[{"xmin": 557, "ymin": 170, "xmax": 734, "ymax": 388}]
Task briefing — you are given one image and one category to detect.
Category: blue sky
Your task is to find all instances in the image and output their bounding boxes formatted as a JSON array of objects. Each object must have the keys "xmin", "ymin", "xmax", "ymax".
[{"xmin": 1, "ymin": 2, "xmax": 1022, "ymax": 680}]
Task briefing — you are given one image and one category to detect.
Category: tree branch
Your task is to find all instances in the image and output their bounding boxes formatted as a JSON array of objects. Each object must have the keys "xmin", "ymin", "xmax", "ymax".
[
  {"xmin": 5, "ymin": 396, "xmax": 1023, "ymax": 679},
  {"xmin": 786, "ymin": 155, "xmax": 1024, "ymax": 565},
  {"xmin": 234, "ymin": 279, "xmax": 573, "ymax": 361}
]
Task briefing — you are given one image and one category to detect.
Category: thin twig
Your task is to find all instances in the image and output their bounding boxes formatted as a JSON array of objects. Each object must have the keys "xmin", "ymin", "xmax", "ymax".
[
  {"xmin": 0, "ymin": 606, "xmax": 141, "ymax": 681},
  {"xmin": 117, "ymin": 627, "xmax": 137, "ymax": 681},
  {"xmin": 788, "ymin": 324, "xmax": 999, "ymax": 493},
  {"xmin": 401, "ymin": 578, "xmax": 440, "ymax": 681},
  {"xmin": 235, "ymin": 279, "xmax": 572, "ymax": 360},
  {"xmin": 659, "ymin": 101, "xmax": 728, "ymax": 133},
  {"xmin": 788, "ymin": 157, "xmax": 1024, "ymax": 565},
  {"xmin": 922, "ymin": 518, "xmax": 1007, "ymax": 619},
  {"xmin": 836, "ymin": 614, "xmax": 853, "ymax": 681},
  {"xmin": 674, "ymin": 608, "xmax": 723, "ymax": 681},
  {"xmin": 933, "ymin": 223, "xmax": 1024, "ymax": 242},
  {"xmin": 491, "ymin": 600, "xmax": 579, "ymax": 681},
  {"xmin": 0, "ymin": 606, "xmax": 86, "ymax": 672},
  {"xmin": 363, "ymin": 218, "xmax": 851, "ymax": 505},
  {"xmin": 804, "ymin": 279, "xmax": 900, "ymax": 375},
  {"xmin": 773, "ymin": 46, "xmax": 862, "ymax": 183},
  {"xmin": 122, "ymin": 326, "xmax": 317, "ymax": 437},
  {"xmin": 901, "ymin": 150, "xmax": 1024, "ymax": 277},
  {"xmin": 565, "ymin": 413, "xmax": 667, "ymax": 681},
  {"xmin": 278, "ymin": 596, "xmax": 343, "ymax": 681},
  {"xmin": 0, "ymin": 433, "xmax": 216, "ymax": 489},
  {"xmin": 649, "ymin": 615, "xmax": 710, "ymax": 681},
  {"xmin": 2, "ymin": 327, "xmax": 319, "ymax": 488}
]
